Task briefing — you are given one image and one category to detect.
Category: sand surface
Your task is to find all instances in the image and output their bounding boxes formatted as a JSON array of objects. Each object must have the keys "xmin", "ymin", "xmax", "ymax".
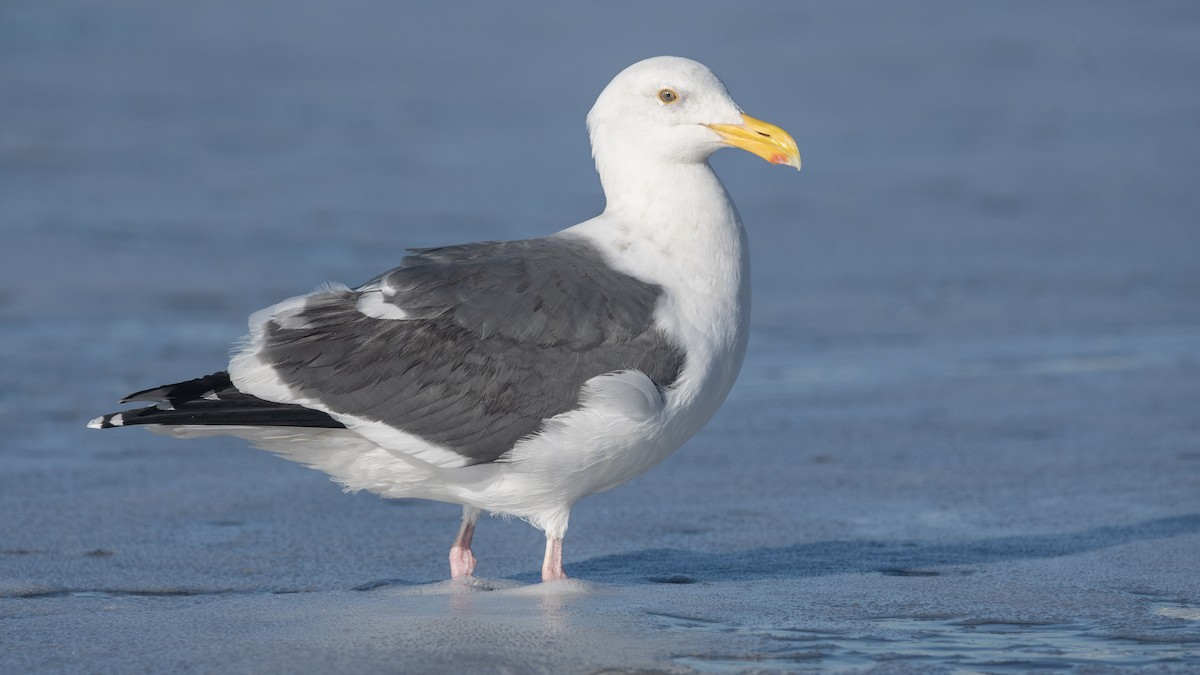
[{"xmin": 2, "ymin": 1, "xmax": 1198, "ymax": 672}]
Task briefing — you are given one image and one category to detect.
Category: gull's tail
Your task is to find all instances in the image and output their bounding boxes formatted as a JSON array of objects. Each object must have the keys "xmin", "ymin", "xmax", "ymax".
[{"xmin": 87, "ymin": 371, "xmax": 344, "ymax": 430}]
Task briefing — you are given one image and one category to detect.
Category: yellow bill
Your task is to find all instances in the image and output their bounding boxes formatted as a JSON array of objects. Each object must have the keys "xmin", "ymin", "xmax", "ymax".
[{"xmin": 707, "ymin": 113, "xmax": 801, "ymax": 170}]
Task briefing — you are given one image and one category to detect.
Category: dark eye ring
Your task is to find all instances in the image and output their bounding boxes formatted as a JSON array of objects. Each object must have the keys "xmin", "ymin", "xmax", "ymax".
[{"xmin": 657, "ymin": 88, "xmax": 680, "ymax": 104}]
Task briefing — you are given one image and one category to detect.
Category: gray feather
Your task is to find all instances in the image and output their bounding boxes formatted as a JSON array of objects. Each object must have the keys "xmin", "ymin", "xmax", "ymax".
[{"xmin": 257, "ymin": 235, "xmax": 685, "ymax": 465}]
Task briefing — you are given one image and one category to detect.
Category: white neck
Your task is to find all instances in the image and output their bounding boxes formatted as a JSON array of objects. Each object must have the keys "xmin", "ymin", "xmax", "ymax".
[
  {"xmin": 572, "ymin": 157, "xmax": 748, "ymax": 282},
  {"xmin": 602, "ymin": 159, "xmax": 727, "ymax": 220}
]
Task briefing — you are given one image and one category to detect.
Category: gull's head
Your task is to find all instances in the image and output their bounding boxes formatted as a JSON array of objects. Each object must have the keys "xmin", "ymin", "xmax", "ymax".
[{"xmin": 587, "ymin": 56, "xmax": 800, "ymax": 171}]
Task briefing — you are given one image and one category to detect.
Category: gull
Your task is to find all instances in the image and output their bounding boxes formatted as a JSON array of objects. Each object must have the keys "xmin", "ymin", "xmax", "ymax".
[{"xmin": 89, "ymin": 56, "xmax": 800, "ymax": 582}]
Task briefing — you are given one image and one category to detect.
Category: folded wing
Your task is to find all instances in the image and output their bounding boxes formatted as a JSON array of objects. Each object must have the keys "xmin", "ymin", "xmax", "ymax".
[{"xmin": 229, "ymin": 234, "xmax": 686, "ymax": 467}]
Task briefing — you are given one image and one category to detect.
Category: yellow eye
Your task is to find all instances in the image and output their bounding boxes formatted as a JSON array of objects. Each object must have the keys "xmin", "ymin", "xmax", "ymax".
[{"xmin": 657, "ymin": 88, "xmax": 680, "ymax": 104}]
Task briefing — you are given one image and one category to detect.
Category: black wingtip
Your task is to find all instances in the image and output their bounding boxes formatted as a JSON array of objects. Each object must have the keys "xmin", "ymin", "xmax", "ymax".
[
  {"xmin": 119, "ymin": 371, "xmax": 233, "ymax": 404},
  {"xmin": 91, "ymin": 372, "xmax": 345, "ymax": 430},
  {"xmin": 87, "ymin": 413, "xmax": 125, "ymax": 429}
]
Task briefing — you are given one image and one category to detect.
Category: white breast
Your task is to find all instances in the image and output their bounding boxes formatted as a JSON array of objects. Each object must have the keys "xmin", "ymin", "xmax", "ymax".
[{"xmin": 578, "ymin": 200, "xmax": 751, "ymax": 454}]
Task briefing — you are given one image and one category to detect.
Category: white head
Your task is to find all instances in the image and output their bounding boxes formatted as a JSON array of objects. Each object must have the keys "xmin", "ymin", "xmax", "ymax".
[{"xmin": 586, "ymin": 56, "xmax": 800, "ymax": 174}]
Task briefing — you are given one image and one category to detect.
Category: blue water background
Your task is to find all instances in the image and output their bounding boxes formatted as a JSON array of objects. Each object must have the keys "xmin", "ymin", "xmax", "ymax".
[{"xmin": 2, "ymin": 2, "xmax": 1199, "ymax": 672}]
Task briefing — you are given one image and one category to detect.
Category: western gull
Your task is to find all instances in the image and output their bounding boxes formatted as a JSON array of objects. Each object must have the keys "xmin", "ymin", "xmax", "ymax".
[{"xmin": 88, "ymin": 56, "xmax": 800, "ymax": 582}]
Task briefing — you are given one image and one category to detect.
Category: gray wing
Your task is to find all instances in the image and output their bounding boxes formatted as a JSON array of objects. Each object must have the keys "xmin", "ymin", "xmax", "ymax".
[{"xmin": 253, "ymin": 235, "xmax": 685, "ymax": 465}]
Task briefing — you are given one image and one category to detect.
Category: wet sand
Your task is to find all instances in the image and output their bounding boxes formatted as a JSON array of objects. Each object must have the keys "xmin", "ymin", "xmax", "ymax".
[{"xmin": 2, "ymin": 1, "xmax": 1199, "ymax": 672}]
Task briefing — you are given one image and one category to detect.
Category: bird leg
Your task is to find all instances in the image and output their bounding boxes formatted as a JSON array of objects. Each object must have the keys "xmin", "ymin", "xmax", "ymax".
[
  {"xmin": 449, "ymin": 506, "xmax": 481, "ymax": 579},
  {"xmin": 541, "ymin": 535, "xmax": 567, "ymax": 582}
]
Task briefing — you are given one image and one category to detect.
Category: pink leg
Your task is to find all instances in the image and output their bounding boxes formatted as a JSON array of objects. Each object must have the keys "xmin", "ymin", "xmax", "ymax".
[
  {"xmin": 449, "ymin": 506, "xmax": 480, "ymax": 579},
  {"xmin": 541, "ymin": 536, "xmax": 567, "ymax": 582}
]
